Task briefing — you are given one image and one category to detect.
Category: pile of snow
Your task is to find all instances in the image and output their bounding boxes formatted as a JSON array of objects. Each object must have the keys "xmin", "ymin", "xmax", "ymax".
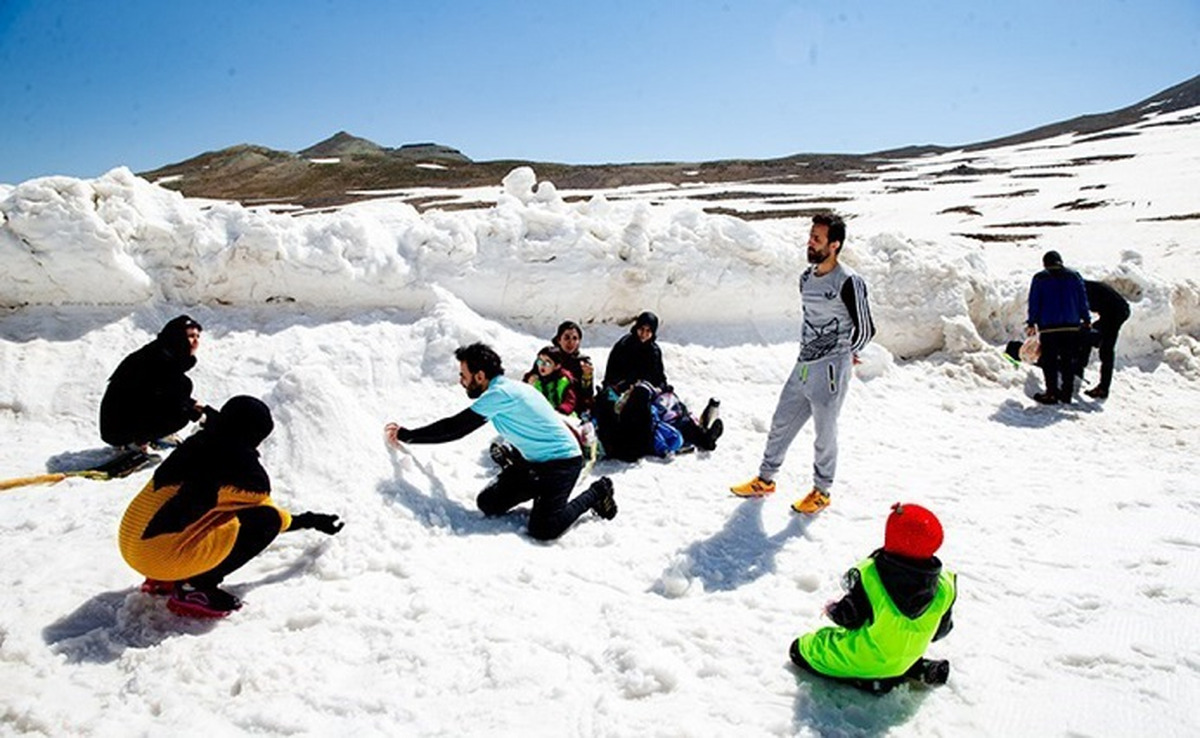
[
  {"xmin": 1, "ymin": 110, "xmax": 1196, "ymax": 434},
  {"xmin": 4, "ymin": 110, "xmax": 1199, "ymax": 365}
]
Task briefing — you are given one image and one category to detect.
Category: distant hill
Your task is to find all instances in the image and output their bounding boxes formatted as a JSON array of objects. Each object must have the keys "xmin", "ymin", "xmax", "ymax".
[
  {"xmin": 297, "ymin": 132, "xmax": 470, "ymax": 162},
  {"xmin": 139, "ymin": 74, "xmax": 1200, "ymax": 209},
  {"xmin": 961, "ymin": 73, "xmax": 1200, "ymax": 151}
]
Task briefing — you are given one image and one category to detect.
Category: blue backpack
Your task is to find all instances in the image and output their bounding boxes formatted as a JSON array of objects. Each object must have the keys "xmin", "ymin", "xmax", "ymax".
[{"xmin": 649, "ymin": 402, "xmax": 684, "ymax": 456}]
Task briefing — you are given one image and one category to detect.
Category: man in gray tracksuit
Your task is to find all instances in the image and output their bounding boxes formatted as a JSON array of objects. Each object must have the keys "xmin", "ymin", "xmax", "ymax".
[{"xmin": 731, "ymin": 213, "xmax": 875, "ymax": 514}]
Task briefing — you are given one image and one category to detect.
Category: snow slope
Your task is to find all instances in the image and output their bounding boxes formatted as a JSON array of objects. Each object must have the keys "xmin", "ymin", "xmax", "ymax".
[{"xmin": 1, "ymin": 107, "xmax": 1198, "ymax": 737}]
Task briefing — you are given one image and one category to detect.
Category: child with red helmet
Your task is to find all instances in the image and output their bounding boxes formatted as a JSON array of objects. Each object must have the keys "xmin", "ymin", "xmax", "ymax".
[{"xmin": 789, "ymin": 503, "xmax": 957, "ymax": 694}]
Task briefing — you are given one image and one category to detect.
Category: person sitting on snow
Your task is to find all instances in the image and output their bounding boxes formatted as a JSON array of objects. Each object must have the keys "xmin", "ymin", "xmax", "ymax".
[
  {"xmin": 118, "ymin": 396, "xmax": 343, "ymax": 618},
  {"xmin": 602, "ymin": 310, "xmax": 669, "ymax": 393},
  {"xmin": 384, "ymin": 342, "xmax": 616, "ymax": 541},
  {"xmin": 595, "ymin": 311, "xmax": 722, "ymax": 461},
  {"xmin": 526, "ymin": 321, "xmax": 596, "ymax": 415},
  {"xmin": 99, "ymin": 315, "xmax": 210, "ymax": 450},
  {"xmin": 789, "ymin": 502, "xmax": 957, "ymax": 694},
  {"xmin": 524, "ymin": 345, "xmax": 579, "ymax": 417}
]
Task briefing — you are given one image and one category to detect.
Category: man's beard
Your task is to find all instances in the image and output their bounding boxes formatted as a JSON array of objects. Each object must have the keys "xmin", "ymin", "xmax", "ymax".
[
  {"xmin": 465, "ymin": 381, "xmax": 485, "ymax": 399},
  {"xmin": 807, "ymin": 246, "xmax": 829, "ymax": 264}
]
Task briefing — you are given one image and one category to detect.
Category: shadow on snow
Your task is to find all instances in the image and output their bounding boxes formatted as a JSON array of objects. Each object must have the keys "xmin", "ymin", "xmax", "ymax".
[
  {"xmin": 652, "ymin": 497, "xmax": 809, "ymax": 596},
  {"xmin": 789, "ymin": 661, "xmax": 933, "ymax": 737},
  {"xmin": 42, "ymin": 546, "xmax": 327, "ymax": 664}
]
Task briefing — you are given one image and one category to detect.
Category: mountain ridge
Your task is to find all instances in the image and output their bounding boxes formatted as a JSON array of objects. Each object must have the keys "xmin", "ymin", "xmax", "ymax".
[{"xmin": 140, "ymin": 73, "xmax": 1200, "ymax": 209}]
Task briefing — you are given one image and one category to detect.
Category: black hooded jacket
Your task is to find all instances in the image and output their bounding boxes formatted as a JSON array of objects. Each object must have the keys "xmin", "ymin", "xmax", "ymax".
[
  {"xmin": 602, "ymin": 311, "xmax": 667, "ymax": 391},
  {"xmin": 142, "ymin": 396, "xmax": 273, "ymax": 539},
  {"xmin": 1084, "ymin": 280, "xmax": 1131, "ymax": 323},
  {"xmin": 826, "ymin": 549, "xmax": 956, "ymax": 641},
  {"xmin": 99, "ymin": 316, "xmax": 203, "ymax": 446}
]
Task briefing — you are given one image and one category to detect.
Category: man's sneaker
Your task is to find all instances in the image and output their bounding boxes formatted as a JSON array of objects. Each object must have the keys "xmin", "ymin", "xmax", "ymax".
[
  {"xmin": 489, "ymin": 441, "xmax": 518, "ymax": 469},
  {"xmin": 589, "ymin": 477, "xmax": 617, "ymax": 520},
  {"xmin": 167, "ymin": 583, "xmax": 242, "ymax": 618},
  {"xmin": 792, "ymin": 488, "xmax": 831, "ymax": 514},
  {"xmin": 1032, "ymin": 392, "xmax": 1059, "ymax": 405},
  {"xmin": 140, "ymin": 578, "xmax": 174, "ymax": 596},
  {"xmin": 730, "ymin": 476, "xmax": 775, "ymax": 497},
  {"xmin": 1084, "ymin": 387, "xmax": 1108, "ymax": 399}
]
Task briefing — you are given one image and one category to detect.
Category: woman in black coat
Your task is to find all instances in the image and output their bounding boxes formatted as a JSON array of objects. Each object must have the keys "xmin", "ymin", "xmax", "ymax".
[
  {"xmin": 602, "ymin": 311, "xmax": 667, "ymax": 392},
  {"xmin": 99, "ymin": 315, "xmax": 207, "ymax": 448}
]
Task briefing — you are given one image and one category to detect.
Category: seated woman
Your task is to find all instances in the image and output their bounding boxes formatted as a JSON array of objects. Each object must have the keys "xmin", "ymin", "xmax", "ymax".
[
  {"xmin": 100, "ymin": 315, "xmax": 209, "ymax": 450},
  {"xmin": 526, "ymin": 346, "xmax": 579, "ymax": 417},
  {"xmin": 118, "ymin": 396, "xmax": 343, "ymax": 618},
  {"xmin": 551, "ymin": 321, "xmax": 595, "ymax": 415},
  {"xmin": 526, "ymin": 321, "xmax": 595, "ymax": 417},
  {"xmin": 602, "ymin": 311, "xmax": 667, "ymax": 394},
  {"xmin": 596, "ymin": 311, "xmax": 722, "ymax": 460}
]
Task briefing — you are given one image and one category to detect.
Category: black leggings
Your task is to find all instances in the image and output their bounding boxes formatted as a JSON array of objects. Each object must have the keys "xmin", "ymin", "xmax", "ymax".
[
  {"xmin": 189, "ymin": 507, "xmax": 282, "ymax": 588},
  {"xmin": 477, "ymin": 456, "xmax": 599, "ymax": 540}
]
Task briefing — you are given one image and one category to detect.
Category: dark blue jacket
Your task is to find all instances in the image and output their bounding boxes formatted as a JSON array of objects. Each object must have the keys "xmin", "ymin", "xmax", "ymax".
[{"xmin": 1027, "ymin": 267, "xmax": 1090, "ymax": 330}]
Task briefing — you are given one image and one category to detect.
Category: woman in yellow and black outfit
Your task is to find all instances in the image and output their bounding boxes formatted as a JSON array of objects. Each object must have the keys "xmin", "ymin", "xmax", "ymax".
[{"xmin": 119, "ymin": 396, "xmax": 342, "ymax": 617}]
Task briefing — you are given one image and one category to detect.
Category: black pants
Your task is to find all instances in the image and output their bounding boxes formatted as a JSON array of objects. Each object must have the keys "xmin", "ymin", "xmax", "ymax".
[
  {"xmin": 594, "ymin": 385, "xmax": 656, "ymax": 462},
  {"xmin": 476, "ymin": 456, "xmax": 597, "ymax": 540},
  {"xmin": 1092, "ymin": 317, "xmax": 1126, "ymax": 393},
  {"xmin": 1039, "ymin": 329, "xmax": 1084, "ymax": 401},
  {"xmin": 189, "ymin": 507, "xmax": 282, "ymax": 588}
]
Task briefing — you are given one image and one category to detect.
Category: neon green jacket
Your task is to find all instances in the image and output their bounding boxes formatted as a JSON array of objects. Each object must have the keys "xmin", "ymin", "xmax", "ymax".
[
  {"xmin": 798, "ymin": 558, "xmax": 956, "ymax": 679},
  {"xmin": 530, "ymin": 370, "xmax": 578, "ymax": 417}
]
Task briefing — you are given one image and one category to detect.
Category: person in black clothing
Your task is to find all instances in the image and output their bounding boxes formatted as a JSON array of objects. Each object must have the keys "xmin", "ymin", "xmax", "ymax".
[
  {"xmin": 1082, "ymin": 280, "xmax": 1131, "ymax": 399},
  {"xmin": 595, "ymin": 312, "xmax": 722, "ymax": 460},
  {"xmin": 592, "ymin": 382, "xmax": 658, "ymax": 462},
  {"xmin": 119, "ymin": 396, "xmax": 343, "ymax": 617},
  {"xmin": 602, "ymin": 311, "xmax": 668, "ymax": 393},
  {"xmin": 100, "ymin": 315, "xmax": 208, "ymax": 448},
  {"xmin": 595, "ymin": 312, "xmax": 669, "ymax": 461}
]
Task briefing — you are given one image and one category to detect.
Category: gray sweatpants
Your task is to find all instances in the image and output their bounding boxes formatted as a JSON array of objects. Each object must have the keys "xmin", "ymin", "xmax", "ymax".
[{"xmin": 758, "ymin": 353, "xmax": 853, "ymax": 492}]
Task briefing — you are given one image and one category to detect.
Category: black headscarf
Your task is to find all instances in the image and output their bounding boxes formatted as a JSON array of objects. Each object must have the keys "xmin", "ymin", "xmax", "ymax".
[
  {"xmin": 631, "ymin": 311, "xmax": 659, "ymax": 337},
  {"xmin": 153, "ymin": 315, "xmax": 202, "ymax": 372},
  {"xmin": 142, "ymin": 396, "xmax": 273, "ymax": 539},
  {"xmin": 603, "ymin": 311, "xmax": 667, "ymax": 391}
]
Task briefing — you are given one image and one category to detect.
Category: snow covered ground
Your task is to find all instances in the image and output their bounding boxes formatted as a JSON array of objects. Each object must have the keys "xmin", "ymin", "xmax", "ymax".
[{"xmin": 1, "ymin": 107, "xmax": 1199, "ymax": 736}]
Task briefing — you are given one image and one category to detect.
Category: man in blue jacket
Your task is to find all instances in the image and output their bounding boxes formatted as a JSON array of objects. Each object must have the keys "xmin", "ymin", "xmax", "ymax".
[
  {"xmin": 385, "ymin": 342, "xmax": 616, "ymax": 540},
  {"xmin": 1026, "ymin": 251, "xmax": 1090, "ymax": 404}
]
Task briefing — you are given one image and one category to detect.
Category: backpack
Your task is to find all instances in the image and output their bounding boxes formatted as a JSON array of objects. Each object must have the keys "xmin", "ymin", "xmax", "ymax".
[{"xmin": 649, "ymin": 402, "xmax": 684, "ymax": 456}]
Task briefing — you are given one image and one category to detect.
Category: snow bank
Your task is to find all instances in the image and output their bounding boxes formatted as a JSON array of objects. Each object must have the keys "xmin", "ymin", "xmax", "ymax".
[{"xmin": 2, "ymin": 166, "xmax": 1196, "ymax": 364}]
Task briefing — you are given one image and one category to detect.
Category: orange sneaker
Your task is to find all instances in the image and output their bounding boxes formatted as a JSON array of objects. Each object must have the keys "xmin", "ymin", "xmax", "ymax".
[
  {"xmin": 730, "ymin": 476, "xmax": 776, "ymax": 497},
  {"xmin": 791, "ymin": 488, "xmax": 831, "ymax": 514}
]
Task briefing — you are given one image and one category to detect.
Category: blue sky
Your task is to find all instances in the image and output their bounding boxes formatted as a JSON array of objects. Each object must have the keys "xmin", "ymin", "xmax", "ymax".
[{"xmin": 1, "ymin": 0, "xmax": 1197, "ymax": 183}]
